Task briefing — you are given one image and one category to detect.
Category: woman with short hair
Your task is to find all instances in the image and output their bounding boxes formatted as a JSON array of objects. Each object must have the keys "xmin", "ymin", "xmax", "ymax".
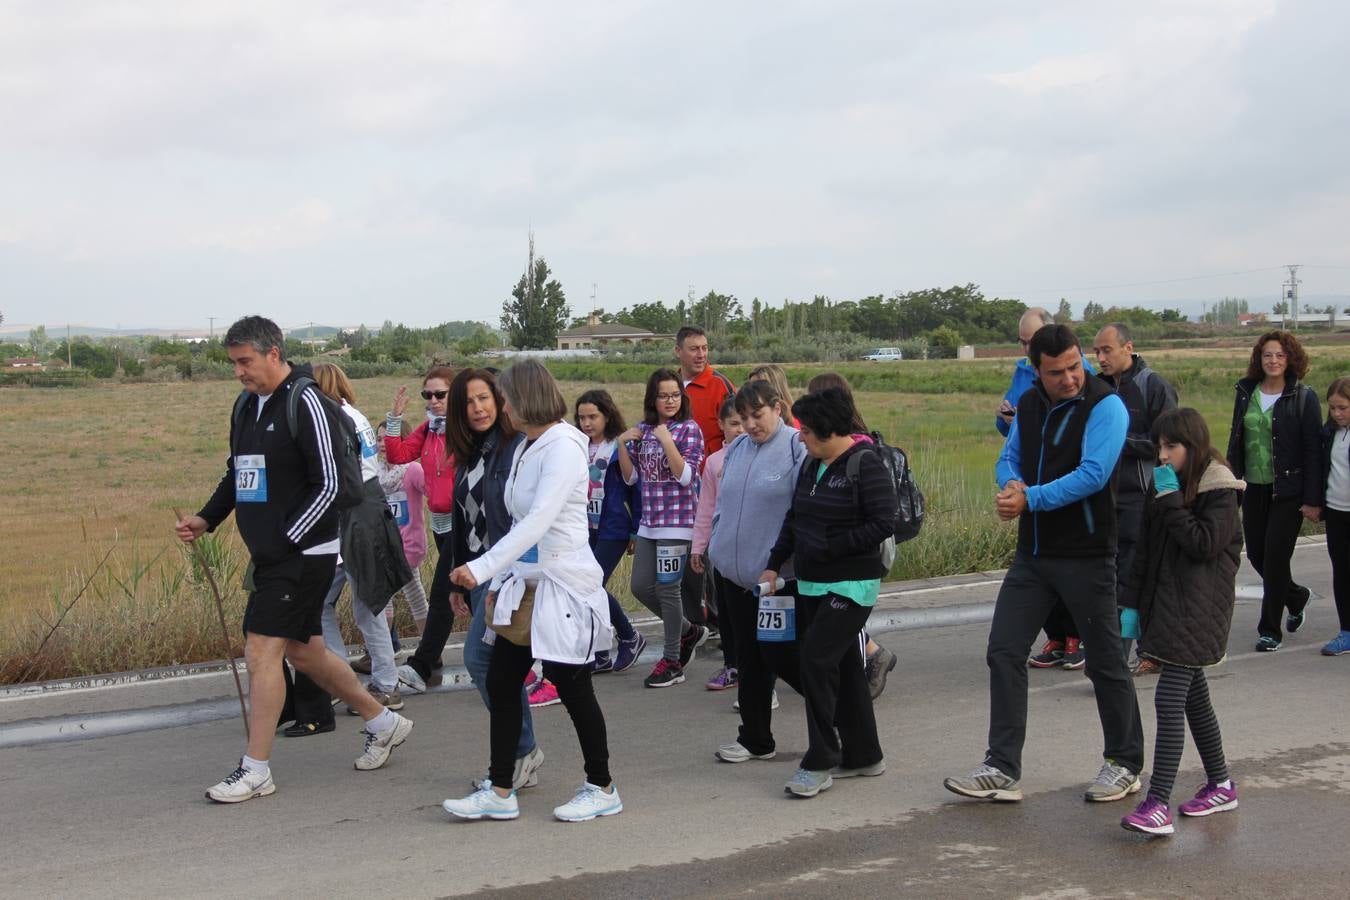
[
  {"xmin": 760, "ymin": 388, "xmax": 896, "ymax": 798},
  {"xmin": 442, "ymin": 359, "xmax": 619, "ymax": 823}
]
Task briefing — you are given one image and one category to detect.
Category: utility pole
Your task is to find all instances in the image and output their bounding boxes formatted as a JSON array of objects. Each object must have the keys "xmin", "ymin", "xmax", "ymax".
[
  {"xmin": 66, "ymin": 324, "xmax": 72, "ymax": 367},
  {"xmin": 1284, "ymin": 264, "xmax": 1301, "ymax": 329},
  {"xmin": 208, "ymin": 316, "xmax": 216, "ymax": 340},
  {"xmin": 308, "ymin": 321, "xmax": 314, "ymax": 345},
  {"xmin": 591, "ymin": 282, "xmax": 598, "ymax": 316}
]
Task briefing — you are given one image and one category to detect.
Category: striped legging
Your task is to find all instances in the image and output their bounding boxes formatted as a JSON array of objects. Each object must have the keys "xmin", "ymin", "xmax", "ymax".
[{"xmin": 1148, "ymin": 663, "xmax": 1230, "ymax": 803}]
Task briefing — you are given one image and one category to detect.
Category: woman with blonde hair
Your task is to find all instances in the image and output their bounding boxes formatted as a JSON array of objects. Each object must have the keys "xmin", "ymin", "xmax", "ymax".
[{"xmin": 310, "ymin": 362, "xmax": 413, "ymax": 725}]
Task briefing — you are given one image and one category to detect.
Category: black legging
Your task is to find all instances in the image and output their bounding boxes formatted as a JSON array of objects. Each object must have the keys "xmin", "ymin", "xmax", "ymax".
[
  {"xmin": 407, "ymin": 530, "xmax": 455, "ymax": 680},
  {"xmin": 1243, "ymin": 484, "xmax": 1309, "ymax": 640},
  {"xmin": 1148, "ymin": 664, "xmax": 1229, "ymax": 804},
  {"xmin": 487, "ymin": 637, "xmax": 610, "ymax": 789}
]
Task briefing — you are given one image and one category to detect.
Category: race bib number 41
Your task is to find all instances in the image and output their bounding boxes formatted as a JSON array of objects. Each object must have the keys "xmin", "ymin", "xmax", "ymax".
[
  {"xmin": 235, "ymin": 455, "xmax": 267, "ymax": 503},
  {"xmin": 387, "ymin": 490, "xmax": 409, "ymax": 526}
]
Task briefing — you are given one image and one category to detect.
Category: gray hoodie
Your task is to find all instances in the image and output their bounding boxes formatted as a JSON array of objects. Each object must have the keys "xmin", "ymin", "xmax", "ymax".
[{"xmin": 708, "ymin": 423, "xmax": 808, "ymax": 589}]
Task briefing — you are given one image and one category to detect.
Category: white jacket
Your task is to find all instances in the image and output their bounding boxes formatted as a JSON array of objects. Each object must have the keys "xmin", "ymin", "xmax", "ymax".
[{"xmin": 466, "ymin": 421, "xmax": 613, "ymax": 664}]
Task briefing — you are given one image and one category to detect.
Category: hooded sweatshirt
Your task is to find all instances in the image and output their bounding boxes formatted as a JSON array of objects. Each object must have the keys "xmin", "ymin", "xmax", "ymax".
[{"xmin": 709, "ymin": 424, "xmax": 809, "ymax": 589}]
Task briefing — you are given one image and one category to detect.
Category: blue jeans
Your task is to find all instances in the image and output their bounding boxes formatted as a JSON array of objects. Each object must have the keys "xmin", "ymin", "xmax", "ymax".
[
  {"xmin": 590, "ymin": 533, "xmax": 637, "ymax": 642},
  {"xmin": 464, "ymin": 581, "xmax": 536, "ymax": 758}
]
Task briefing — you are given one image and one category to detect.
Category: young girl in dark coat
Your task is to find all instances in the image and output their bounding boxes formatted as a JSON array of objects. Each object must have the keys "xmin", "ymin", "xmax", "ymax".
[{"xmin": 1119, "ymin": 408, "xmax": 1245, "ymax": 837}]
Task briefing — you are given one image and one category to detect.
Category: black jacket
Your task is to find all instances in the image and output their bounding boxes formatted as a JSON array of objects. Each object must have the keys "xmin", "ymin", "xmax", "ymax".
[
  {"xmin": 450, "ymin": 425, "xmax": 525, "ymax": 592},
  {"xmin": 1121, "ymin": 462, "xmax": 1245, "ymax": 667},
  {"xmin": 1014, "ymin": 375, "xmax": 1121, "ymax": 557},
  {"xmin": 340, "ymin": 478, "xmax": 413, "ymax": 613},
  {"xmin": 1225, "ymin": 375, "xmax": 1323, "ymax": 505},
  {"xmin": 1097, "ymin": 354, "xmax": 1178, "ymax": 495},
  {"xmin": 199, "ymin": 364, "xmax": 340, "ymax": 565},
  {"xmin": 766, "ymin": 442, "xmax": 898, "ymax": 582}
]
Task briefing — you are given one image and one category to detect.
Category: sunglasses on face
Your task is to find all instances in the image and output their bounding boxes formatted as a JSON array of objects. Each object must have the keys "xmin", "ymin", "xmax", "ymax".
[{"xmin": 421, "ymin": 390, "xmax": 449, "ymax": 400}]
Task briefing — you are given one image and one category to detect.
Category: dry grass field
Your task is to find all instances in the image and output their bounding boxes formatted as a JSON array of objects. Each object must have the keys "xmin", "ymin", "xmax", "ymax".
[{"xmin": 3, "ymin": 341, "xmax": 1346, "ymax": 680}]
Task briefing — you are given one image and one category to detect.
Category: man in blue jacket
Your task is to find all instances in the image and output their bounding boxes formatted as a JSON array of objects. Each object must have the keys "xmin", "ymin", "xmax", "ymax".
[{"xmin": 947, "ymin": 324, "xmax": 1144, "ymax": 804}]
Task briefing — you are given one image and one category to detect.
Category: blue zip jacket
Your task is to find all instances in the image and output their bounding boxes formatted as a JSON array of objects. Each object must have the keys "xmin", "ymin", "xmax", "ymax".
[
  {"xmin": 595, "ymin": 446, "xmax": 641, "ymax": 542},
  {"xmin": 996, "ymin": 394, "xmax": 1127, "ymax": 513}
]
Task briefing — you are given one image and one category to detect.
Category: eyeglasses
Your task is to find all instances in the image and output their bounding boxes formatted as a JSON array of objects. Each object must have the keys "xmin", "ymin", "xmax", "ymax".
[
  {"xmin": 421, "ymin": 390, "xmax": 449, "ymax": 400},
  {"xmin": 656, "ymin": 393, "xmax": 683, "ymax": 402}
]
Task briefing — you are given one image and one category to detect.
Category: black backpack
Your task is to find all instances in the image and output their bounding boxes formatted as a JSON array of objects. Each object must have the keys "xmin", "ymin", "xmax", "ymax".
[
  {"xmin": 845, "ymin": 431, "xmax": 925, "ymax": 545},
  {"xmin": 231, "ymin": 375, "xmax": 365, "ymax": 510}
]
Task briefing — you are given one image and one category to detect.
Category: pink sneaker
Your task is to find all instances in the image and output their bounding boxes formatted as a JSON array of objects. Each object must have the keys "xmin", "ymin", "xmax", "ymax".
[
  {"xmin": 527, "ymin": 679, "xmax": 560, "ymax": 708},
  {"xmin": 1179, "ymin": 781, "xmax": 1238, "ymax": 817},
  {"xmin": 705, "ymin": 667, "xmax": 738, "ymax": 691},
  {"xmin": 1120, "ymin": 796, "xmax": 1174, "ymax": 836},
  {"xmin": 523, "ymin": 669, "xmax": 539, "ymax": 689}
]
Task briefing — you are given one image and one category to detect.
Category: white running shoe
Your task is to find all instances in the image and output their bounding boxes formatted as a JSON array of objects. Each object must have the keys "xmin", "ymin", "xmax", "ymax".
[
  {"xmin": 715, "ymin": 741, "xmax": 777, "ymax": 763},
  {"xmin": 553, "ymin": 782, "xmax": 623, "ymax": 822},
  {"xmin": 396, "ymin": 664, "xmax": 427, "ymax": 695},
  {"xmin": 206, "ymin": 763, "xmax": 276, "ymax": 803},
  {"xmin": 732, "ymin": 689, "xmax": 779, "ymax": 712},
  {"xmin": 443, "ymin": 785, "xmax": 520, "ymax": 820},
  {"xmin": 471, "ymin": 745, "xmax": 545, "ymax": 791},
  {"xmin": 354, "ymin": 713, "xmax": 414, "ymax": 771}
]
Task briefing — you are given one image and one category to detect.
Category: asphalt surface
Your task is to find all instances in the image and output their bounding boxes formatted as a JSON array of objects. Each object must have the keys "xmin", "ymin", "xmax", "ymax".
[{"xmin": 2, "ymin": 542, "xmax": 1346, "ymax": 899}]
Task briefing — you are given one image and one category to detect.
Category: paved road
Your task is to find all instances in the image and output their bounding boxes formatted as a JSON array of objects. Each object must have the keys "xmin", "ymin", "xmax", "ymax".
[{"xmin": 2, "ymin": 543, "xmax": 1346, "ymax": 898}]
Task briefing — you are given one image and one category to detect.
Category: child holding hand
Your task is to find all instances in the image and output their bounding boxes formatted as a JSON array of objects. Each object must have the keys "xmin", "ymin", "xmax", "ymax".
[{"xmin": 1119, "ymin": 408, "xmax": 1244, "ymax": 837}]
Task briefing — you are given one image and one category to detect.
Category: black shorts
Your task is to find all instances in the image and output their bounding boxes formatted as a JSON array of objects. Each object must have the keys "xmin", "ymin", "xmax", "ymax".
[{"xmin": 242, "ymin": 553, "xmax": 337, "ymax": 642}]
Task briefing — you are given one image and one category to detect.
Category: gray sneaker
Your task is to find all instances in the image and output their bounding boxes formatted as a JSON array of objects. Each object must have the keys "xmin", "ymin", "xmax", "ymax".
[
  {"xmin": 1085, "ymin": 760, "xmax": 1142, "ymax": 802},
  {"xmin": 347, "ymin": 682, "xmax": 405, "ymax": 715},
  {"xmin": 785, "ymin": 767, "xmax": 834, "ymax": 798},
  {"xmin": 832, "ymin": 759, "xmax": 886, "ymax": 779},
  {"xmin": 472, "ymin": 745, "xmax": 545, "ymax": 791},
  {"xmin": 354, "ymin": 713, "xmax": 414, "ymax": 771},
  {"xmin": 943, "ymin": 763, "xmax": 1023, "ymax": 801},
  {"xmin": 866, "ymin": 645, "xmax": 898, "ymax": 700}
]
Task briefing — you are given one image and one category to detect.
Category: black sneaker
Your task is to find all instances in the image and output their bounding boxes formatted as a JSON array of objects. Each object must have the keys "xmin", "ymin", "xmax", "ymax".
[
  {"xmin": 283, "ymin": 720, "xmax": 336, "ymax": 738},
  {"xmin": 1287, "ymin": 587, "xmax": 1311, "ymax": 633},
  {"xmin": 1028, "ymin": 639, "xmax": 1066, "ymax": 669},
  {"xmin": 679, "ymin": 624, "xmax": 708, "ymax": 668},
  {"xmin": 1255, "ymin": 636, "xmax": 1281, "ymax": 652}
]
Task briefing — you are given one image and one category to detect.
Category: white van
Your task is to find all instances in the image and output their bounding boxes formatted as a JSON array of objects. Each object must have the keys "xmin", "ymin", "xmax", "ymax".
[{"xmin": 862, "ymin": 347, "xmax": 903, "ymax": 361}]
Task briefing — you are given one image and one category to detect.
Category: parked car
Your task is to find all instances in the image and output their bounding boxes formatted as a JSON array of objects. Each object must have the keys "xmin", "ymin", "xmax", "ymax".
[{"xmin": 862, "ymin": 347, "xmax": 903, "ymax": 361}]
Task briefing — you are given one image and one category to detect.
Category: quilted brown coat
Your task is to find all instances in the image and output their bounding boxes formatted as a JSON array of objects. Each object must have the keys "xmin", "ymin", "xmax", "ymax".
[{"xmin": 1120, "ymin": 461, "xmax": 1245, "ymax": 667}]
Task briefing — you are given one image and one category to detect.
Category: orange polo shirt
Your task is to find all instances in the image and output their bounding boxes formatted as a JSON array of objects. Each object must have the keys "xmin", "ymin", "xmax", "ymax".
[{"xmin": 683, "ymin": 365, "xmax": 736, "ymax": 459}]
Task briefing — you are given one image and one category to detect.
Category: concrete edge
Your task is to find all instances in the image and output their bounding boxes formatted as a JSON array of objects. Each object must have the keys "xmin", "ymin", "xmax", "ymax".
[{"xmin": 1, "ymin": 534, "xmax": 1326, "ymax": 702}]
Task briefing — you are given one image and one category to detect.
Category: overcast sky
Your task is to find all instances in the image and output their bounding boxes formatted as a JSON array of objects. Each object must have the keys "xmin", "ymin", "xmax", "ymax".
[{"xmin": 2, "ymin": 0, "xmax": 1348, "ymax": 332}]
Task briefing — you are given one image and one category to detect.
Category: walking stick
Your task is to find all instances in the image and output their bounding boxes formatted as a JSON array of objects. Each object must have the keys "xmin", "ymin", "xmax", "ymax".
[{"xmin": 174, "ymin": 508, "xmax": 250, "ymax": 738}]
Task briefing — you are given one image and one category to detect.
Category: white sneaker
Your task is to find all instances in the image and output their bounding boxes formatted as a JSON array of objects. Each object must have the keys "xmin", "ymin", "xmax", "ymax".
[
  {"xmin": 206, "ymin": 763, "xmax": 276, "ymax": 803},
  {"xmin": 831, "ymin": 759, "xmax": 886, "ymax": 778},
  {"xmin": 732, "ymin": 689, "xmax": 779, "ymax": 712},
  {"xmin": 715, "ymin": 741, "xmax": 777, "ymax": 763},
  {"xmin": 354, "ymin": 713, "xmax": 414, "ymax": 771},
  {"xmin": 471, "ymin": 745, "xmax": 546, "ymax": 791},
  {"xmin": 396, "ymin": 664, "xmax": 427, "ymax": 695},
  {"xmin": 553, "ymin": 782, "xmax": 623, "ymax": 822},
  {"xmin": 443, "ymin": 785, "xmax": 520, "ymax": 820}
]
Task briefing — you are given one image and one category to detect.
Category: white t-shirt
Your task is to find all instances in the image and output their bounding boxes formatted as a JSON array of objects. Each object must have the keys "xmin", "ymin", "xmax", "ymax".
[
  {"xmin": 1258, "ymin": 390, "xmax": 1281, "ymax": 412},
  {"xmin": 1328, "ymin": 429, "xmax": 1350, "ymax": 512}
]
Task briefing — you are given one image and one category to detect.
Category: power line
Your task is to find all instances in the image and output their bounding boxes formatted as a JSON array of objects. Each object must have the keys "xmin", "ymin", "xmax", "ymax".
[{"xmin": 1016, "ymin": 265, "xmax": 1288, "ymax": 295}]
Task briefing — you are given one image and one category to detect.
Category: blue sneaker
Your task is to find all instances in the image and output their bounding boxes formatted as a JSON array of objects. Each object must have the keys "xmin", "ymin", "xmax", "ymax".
[
  {"xmin": 591, "ymin": 651, "xmax": 615, "ymax": 673},
  {"xmin": 613, "ymin": 633, "xmax": 647, "ymax": 672},
  {"xmin": 1322, "ymin": 631, "xmax": 1350, "ymax": 656}
]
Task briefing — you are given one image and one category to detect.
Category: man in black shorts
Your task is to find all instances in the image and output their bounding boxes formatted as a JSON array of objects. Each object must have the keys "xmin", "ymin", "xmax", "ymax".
[{"xmin": 176, "ymin": 316, "xmax": 413, "ymax": 803}]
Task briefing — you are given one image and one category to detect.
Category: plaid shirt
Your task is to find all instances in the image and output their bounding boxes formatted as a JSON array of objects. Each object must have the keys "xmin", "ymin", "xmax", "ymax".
[{"xmin": 631, "ymin": 419, "xmax": 704, "ymax": 530}]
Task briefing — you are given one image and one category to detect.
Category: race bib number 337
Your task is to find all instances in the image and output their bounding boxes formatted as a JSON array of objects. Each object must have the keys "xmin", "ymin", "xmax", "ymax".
[{"xmin": 235, "ymin": 455, "xmax": 267, "ymax": 503}]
